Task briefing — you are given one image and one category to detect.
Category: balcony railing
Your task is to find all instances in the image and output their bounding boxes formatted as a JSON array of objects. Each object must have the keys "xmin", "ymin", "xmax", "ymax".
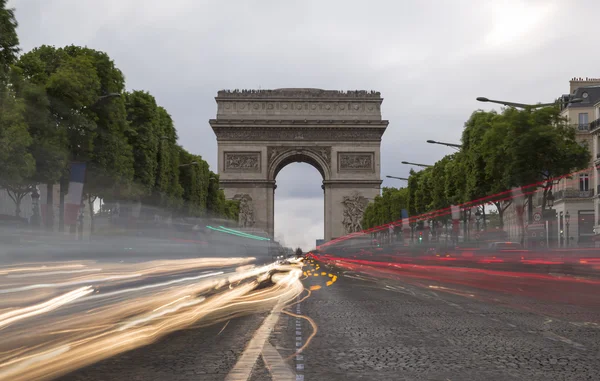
[
  {"xmin": 554, "ymin": 189, "xmax": 595, "ymax": 200},
  {"xmin": 578, "ymin": 123, "xmax": 590, "ymax": 131},
  {"xmin": 590, "ymin": 118, "xmax": 600, "ymax": 132}
]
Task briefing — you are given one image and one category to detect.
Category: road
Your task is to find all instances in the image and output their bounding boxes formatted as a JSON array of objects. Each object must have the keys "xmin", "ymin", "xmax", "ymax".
[{"xmin": 5, "ymin": 256, "xmax": 600, "ymax": 381}]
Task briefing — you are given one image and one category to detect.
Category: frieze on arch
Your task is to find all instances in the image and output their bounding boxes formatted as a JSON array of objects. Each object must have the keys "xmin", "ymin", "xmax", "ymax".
[{"xmin": 213, "ymin": 127, "xmax": 386, "ymax": 141}]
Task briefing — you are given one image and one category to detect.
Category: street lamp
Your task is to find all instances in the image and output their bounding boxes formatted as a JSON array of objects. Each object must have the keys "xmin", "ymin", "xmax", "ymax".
[
  {"xmin": 90, "ymin": 93, "xmax": 121, "ymax": 108},
  {"xmin": 475, "ymin": 208, "xmax": 482, "ymax": 233},
  {"xmin": 565, "ymin": 211, "xmax": 570, "ymax": 247},
  {"xmin": 386, "ymin": 175, "xmax": 409, "ymax": 180},
  {"xmin": 426, "ymin": 140, "xmax": 462, "ymax": 151},
  {"xmin": 179, "ymin": 161, "xmax": 199, "ymax": 167},
  {"xmin": 30, "ymin": 187, "xmax": 40, "ymax": 227},
  {"xmin": 547, "ymin": 191, "xmax": 555, "ymax": 208},
  {"xmin": 401, "ymin": 161, "xmax": 432, "ymax": 168},
  {"xmin": 476, "ymin": 96, "xmax": 582, "ymax": 109}
]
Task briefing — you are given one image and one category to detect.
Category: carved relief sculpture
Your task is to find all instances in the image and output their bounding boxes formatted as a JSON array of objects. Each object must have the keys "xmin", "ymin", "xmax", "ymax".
[
  {"xmin": 224, "ymin": 153, "xmax": 260, "ymax": 171},
  {"xmin": 233, "ymin": 194, "xmax": 255, "ymax": 228},
  {"xmin": 341, "ymin": 192, "xmax": 369, "ymax": 234},
  {"xmin": 339, "ymin": 153, "xmax": 373, "ymax": 170}
]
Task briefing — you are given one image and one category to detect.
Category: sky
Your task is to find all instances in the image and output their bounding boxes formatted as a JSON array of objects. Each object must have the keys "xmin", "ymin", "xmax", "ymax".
[{"xmin": 9, "ymin": 0, "xmax": 600, "ymax": 250}]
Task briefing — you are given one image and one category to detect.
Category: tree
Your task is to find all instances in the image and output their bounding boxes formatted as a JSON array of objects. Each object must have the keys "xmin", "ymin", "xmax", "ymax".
[
  {"xmin": 178, "ymin": 148, "xmax": 212, "ymax": 217},
  {"xmin": 0, "ymin": 81, "xmax": 35, "ymax": 217},
  {"xmin": 499, "ymin": 106, "xmax": 589, "ymax": 209},
  {"xmin": 124, "ymin": 90, "xmax": 160, "ymax": 196},
  {"xmin": 16, "ymin": 45, "xmax": 134, "ymax": 230},
  {"xmin": 154, "ymin": 107, "xmax": 183, "ymax": 210},
  {"xmin": 362, "ymin": 187, "xmax": 409, "ymax": 229},
  {"xmin": 0, "ymin": 0, "xmax": 19, "ymax": 80}
]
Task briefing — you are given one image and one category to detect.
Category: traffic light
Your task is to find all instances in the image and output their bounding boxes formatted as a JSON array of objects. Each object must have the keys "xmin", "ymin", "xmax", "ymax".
[{"xmin": 419, "ymin": 231, "xmax": 423, "ymax": 242}]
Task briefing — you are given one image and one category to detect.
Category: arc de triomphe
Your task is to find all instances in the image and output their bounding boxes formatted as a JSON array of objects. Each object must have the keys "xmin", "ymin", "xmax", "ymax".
[{"xmin": 210, "ymin": 88, "xmax": 388, "ymax": 242}]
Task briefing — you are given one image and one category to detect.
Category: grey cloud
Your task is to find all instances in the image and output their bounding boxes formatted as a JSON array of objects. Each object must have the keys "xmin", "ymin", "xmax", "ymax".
[{"xmin": 9, "ymin": 0, "xmax": 600, "ymax": 246}]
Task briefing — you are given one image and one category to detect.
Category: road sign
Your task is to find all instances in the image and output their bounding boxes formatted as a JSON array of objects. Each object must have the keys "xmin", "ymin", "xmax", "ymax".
[
  {"xmin": 533, "ymin": 212, "xmax": 542, "ymax": 222},
  {"xmin": 527, "ymin": 223, "xmax": 545, "ymax": 230}
]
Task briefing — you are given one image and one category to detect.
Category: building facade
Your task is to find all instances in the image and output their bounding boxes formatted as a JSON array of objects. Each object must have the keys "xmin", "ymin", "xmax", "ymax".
[{"xmin": 589, "ymin": 97, "xmax": 600, "ymax": 245}]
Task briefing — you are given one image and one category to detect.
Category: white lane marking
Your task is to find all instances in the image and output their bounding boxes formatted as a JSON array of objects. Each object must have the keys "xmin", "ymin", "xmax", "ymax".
[
  {"xmin": 261, "ymin": 342, "xmax": 296, "ymax": 381},
  {"xmin": 295, "ymin": 299, "xmax": 304, "ymax": 381},
  {"xmin": 217, "ymin": 320, "xmax": 231, "ymax": 336},
  {"xmin": 543, "ymin": 332, "xmax": 586, "ymax": 351},
  {"xmin": 225, "ymin": 303, "xmax": 287, "ymax": 381},
  {"xmin": 507, "ymin": 323, "xmax": 517, "ymax": 328}
]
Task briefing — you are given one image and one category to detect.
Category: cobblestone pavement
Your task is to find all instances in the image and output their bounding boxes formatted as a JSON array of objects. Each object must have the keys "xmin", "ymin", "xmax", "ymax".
[{"xmin": 57, "ymin": 259, "xmax": 600, "ymax": 381}]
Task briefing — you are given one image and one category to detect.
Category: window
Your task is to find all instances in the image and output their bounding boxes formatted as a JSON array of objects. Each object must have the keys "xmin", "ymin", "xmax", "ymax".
[
  {"xmin": 579, "ymin": 113, "xmax": 589, "ymax": 130},
  {"xmin": 580, "ymin": 173, "xmax": 590, "ymax": 191}
]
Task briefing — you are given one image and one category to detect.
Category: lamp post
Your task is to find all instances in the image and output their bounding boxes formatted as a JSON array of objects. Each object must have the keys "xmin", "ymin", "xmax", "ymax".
[
  {"xmin": 565, "ymin": 211, "xmax": 571, "ymax": 247},
  {"xmin": 386, "ymin": 175, "xmax": 409, "ymax": 180},
  {"xmin": 401, "ymin": 161, "xmax": 432, "ymax": 168},
  {"xmin": 179, "ymin": 161, "xmax": 199, "ymax": 167},
  {"xmin": 77, "ymin": 201, "xmax": 85, "ymax": 240},
  {"xmin": 90, "ymin": 93, "xmax": 121, "ymax": 108},
  {"xmin": 426, "ymin": 140, "xmax": 462, "ymax": 151},
  {"xmin": 544, "ymin": 191, "xmax": 556, "ymax": 248},
  {"xmin": 476, "ymin": 96, "xmax": 582, "ymax": 109},
  {"xmin": 30, "ymin": 187, "xmax": 40, "ymax": 227},
  {"xmin": 475, "ymin": 208, "xmax": 482, "ymax": 234}
]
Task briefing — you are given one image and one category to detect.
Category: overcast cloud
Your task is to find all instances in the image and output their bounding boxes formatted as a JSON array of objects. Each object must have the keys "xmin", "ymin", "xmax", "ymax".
[{"xmin": 9, "ymin": 0, "xmax": 600, "ymax": 250}]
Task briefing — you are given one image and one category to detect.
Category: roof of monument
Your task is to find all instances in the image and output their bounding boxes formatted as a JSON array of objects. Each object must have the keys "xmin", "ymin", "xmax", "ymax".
[{"xmin": 216, "ymin": 88, "xmax": 382, "ymax": 99}]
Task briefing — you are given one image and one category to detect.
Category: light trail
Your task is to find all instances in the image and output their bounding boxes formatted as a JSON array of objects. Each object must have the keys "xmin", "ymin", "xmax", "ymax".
[
  {"xmin": 0, "ymin": 257, "xmax": 304, "ymax": 381},
  {"xmin": 0, "ymin": 287, "xmax": 94, "ymax": 330}
]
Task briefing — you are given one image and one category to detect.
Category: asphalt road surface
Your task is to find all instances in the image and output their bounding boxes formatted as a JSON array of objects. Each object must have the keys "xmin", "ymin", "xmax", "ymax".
[{"xmin": 55, "ymin": 258, "xmax": 600, "ymax": 381}]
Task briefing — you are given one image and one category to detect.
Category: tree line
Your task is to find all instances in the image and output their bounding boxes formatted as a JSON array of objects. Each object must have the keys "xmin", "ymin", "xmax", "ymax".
[
  {"xmin": 363, "ymin": 106, "xmax": 590, "ymax": 233},
  {"xmin": 0, "ymin": 1, "xmax": 238, "ymax": 225}
]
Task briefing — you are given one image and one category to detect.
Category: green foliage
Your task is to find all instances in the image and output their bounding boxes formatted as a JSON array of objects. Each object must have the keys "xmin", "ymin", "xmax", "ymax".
[
  {"xmin": 1, "ymin": 2, "xmax": 236, "ymax": 224},
  {"xmin": 362, "ymin": 187, "xmax": 409, "ymax": 229},
  {"xmin": 406, "ymin": 106, "xmax": 590, "ymax": 229},
  {"xmin": 0, "ymin": 84, "xmax": 34, "ymax": 187},
  {"xmin": 124, "ymin": 90, "xmax": 160, "ymax": 194},
  {"xmin": 0, "ymin": 0, "xmax": 19, "ymax": 80}
]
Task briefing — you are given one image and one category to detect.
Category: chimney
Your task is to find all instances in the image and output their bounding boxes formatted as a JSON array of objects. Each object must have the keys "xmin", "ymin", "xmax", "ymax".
[{"xmin": 570, "ymin": 77, "xmax": 600, "ymax": 93}]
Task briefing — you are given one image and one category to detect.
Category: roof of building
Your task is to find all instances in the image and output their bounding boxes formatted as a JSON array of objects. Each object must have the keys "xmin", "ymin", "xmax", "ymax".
[{"xmin": 565, "ymin": 85, "xmax": 600, "ymax": 109}]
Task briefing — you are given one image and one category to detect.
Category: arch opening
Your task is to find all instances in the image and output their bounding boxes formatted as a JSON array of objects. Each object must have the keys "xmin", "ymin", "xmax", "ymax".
[
  {"xmin": 268, "ymin": 149, "xmax": 331, "ymax": 182},
  {"xmin": 274, "ymin": 162, "xmax": 324, "ymax": 251}
]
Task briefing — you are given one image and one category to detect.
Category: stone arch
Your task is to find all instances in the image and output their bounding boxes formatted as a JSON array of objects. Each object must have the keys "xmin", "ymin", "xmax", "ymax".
[
  {"xmin": 210, "ymin": 88, "xmax": 388, "ymax": 242},
  {"xmin": 268, "ymin": 147, "xmax": 331, "ymax": 182}
]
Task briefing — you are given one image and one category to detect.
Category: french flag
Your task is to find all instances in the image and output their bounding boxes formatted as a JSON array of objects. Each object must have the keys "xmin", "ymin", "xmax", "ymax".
[{"xmin": 64, "ymin": 162, "xmax": 87, "ymax": 226}]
